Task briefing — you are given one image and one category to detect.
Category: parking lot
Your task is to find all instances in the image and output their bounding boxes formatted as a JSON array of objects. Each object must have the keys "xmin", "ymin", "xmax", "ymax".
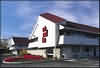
[
  {"xmin": 0, "ymin": 59, "xmax": 99, "ymax": 67},
  {"xmin": 0, "ymin": 54, "xmax": 99, "ymax": 67}
]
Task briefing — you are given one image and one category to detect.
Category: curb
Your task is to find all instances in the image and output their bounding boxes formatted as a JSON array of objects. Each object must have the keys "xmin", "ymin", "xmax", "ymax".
[{"xmin": 2, "ymin": 60, "xmax": 33, "ymax": 64}]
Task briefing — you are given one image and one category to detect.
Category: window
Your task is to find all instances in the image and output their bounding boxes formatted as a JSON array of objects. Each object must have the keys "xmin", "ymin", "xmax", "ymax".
[
  {"xmin": 59, "ymin": 30, "xmax": 64, "ymax": 35},
  {"xmin": 84, "ymin": 47, "xmax": 89, "ymax": 52},
  {"xmin": 46, "ymin": 48, "xmax": 53, "ymax": 53},
  {"xmin": 29, "ymin": 37, "xmax": 38, "ymax": 42},
  {"xmin": 59, "ymin": 31, "xmax": 64, "ymax": 35},
  {"xmin": 65, "ymin": 31, "xmax": 72, "ymax": 36},
  {"xmin": 72, "ymin": 47, "xmax": 80, "ymax": 53},
  {"xmin": 85, "ymin": 34, "xmax": 96, "ymax": 39}
]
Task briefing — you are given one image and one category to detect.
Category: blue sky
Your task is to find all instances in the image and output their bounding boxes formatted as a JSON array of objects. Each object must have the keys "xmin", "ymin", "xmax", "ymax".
[{"xmin": 1, "ymin": 1, "xmax": 99, "ymax": 39}]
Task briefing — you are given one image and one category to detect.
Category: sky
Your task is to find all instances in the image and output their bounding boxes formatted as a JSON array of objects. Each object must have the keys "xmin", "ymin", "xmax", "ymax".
[{"xmin": 1, "ymin": 1, "xmax": 99, "ymax": 39}]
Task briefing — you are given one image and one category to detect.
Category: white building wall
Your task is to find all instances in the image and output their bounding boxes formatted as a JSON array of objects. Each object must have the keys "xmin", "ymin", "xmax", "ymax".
[
  {"xmin": 28, "ymin": 16, "xmax": 59, "ymax": 48},
  {"xmin": 9, "ymin": 46, "xmax": 15, "ymax": 50},
  {"xmin": 12, "ymin": 50, "xmax": 18, "ymax": 55},
  {"xmin": 27, "ymin": 49, "xmax": 47, "ymax": 58},
  {"xmin": 28, "ymin": 14, "xmax": 99, "ymax": 59},
  {"xmin": 53, "ymin": 48, "xmax": 61, "ymax": 60},
  {"xmin": 8, "ymin": 38, "xmax": 15, "ymax": 48},
  {"xmin": 59, "ymin": 25, "xmax": 64, "ymax": 30},
  {"xmin": 58, "ymin": 35, "xmax": 64, "ymax": 44}
]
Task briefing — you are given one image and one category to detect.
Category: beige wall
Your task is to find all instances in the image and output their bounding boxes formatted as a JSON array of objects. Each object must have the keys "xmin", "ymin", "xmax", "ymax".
[
  {"xmin": 27, "ymin": 48, "xmax": 61, "ymax": 60},
  {"xmin": 27, "ymin": 49, "xmax": 47, "ymax": 58},
  {"xmin": 53, "ymin": 48, "xmax": 61, "ymax": 60}
]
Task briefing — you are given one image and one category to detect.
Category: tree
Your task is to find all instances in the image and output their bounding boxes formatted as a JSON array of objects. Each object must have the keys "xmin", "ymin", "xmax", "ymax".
[{"xmin": 0, "ymin": 39, "xmax": 8, "ymax": 49}]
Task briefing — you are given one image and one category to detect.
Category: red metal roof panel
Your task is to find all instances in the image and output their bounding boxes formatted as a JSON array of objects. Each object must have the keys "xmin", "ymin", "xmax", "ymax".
[{"xmin": 40, "ymin": 13, "xmax": 65, "ymax": 23}]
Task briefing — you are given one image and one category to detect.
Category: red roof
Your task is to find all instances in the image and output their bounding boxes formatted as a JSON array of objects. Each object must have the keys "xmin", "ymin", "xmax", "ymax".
[
  {"xmin": 40, "ymin": 13, "xmax": 99, "ymax": 34},
  {"xmin": 66, "ymin": 21, "xmax": 99, "ymax": 34},
  {"xmin": 13, "ymin": 37, "xmax": 29, "ymax": 45},
  {"xmin": 40, "ymin": 13, "xmax": 65, "ymax": 23}
]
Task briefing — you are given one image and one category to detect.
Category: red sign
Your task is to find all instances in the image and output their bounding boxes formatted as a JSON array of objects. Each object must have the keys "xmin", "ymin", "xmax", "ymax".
[
  {"xmin": 42, "ymin": 26, "xmax": 48, "ymax": 43},
  {"xmin": 42, "ymin": 26, "xmax": 47, "ymax": 32}
]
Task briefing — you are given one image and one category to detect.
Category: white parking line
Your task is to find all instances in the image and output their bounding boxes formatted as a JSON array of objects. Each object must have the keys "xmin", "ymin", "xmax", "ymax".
[
  {"xmin": 2, "ymin": 60, "xmax": 32, "ymax": 64},
  {"xmin": 64, "ymin": 59, "xmax": 76, "ymax": 62}
]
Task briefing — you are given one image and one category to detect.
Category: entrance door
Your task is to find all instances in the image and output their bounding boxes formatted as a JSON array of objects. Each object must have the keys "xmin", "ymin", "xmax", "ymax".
[
  {"xmin": 96, "ymin": 48, "xmax": 99, "ymax": 57},
  {"xmin": 46, "ymin": 48, "xmax": 53, "ymax": 59},
  {"xmin": 93, "ymin": 48, "xmax": 96, "ymax": 56},
  {"xmin": 72, "ymin": 47, "xmax": 80, "ymax": 58},
  {"xmin": 62, "ymin": 47, "xmax": 72, "ymax": 59}
]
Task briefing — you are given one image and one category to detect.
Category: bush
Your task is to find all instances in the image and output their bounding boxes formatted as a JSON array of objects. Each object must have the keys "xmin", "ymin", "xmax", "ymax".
[{"xmin": 19, "ymin": 49, "xmax": 28, "ymax": 55}]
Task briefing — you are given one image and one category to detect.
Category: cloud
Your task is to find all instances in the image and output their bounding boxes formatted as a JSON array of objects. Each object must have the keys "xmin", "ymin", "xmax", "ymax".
[
  {"xmin": 77, "ymin": 1, "xmax": 99, "ymax": 9},
  {"xmin": 49, "ymin": 1, "xmax": 99, "ymax": 28},
  {"xmin": 19, "ymin": 15, "xmax": 38, "ymax": 32},
  {"xmin": 12, "ymin": 32, "xmax": 29, "ymax": 37},
  {"xmin": 1, "ymin": 1, "xmax": 99, "ymax": 39},
  {"xmin": 77, "ymin": 1, "xmax": 99, "ymax": 27},
  {"xmin": 15, "ymin": 2, "xmax": 37, "ymax": 33},
  {"xmin": 1, "ymin": 32, "xmax": 12, "ymax": 39},
  {"xmin": 48, "ymin": 1, "xmax": 79, "ymax": 22},
  {"xmin": 1, "ymin": 31, "xmax": 29, "ymax": 39},
  {"xmin": 17, "ymin": 1, "xmax": 99, "ymax": 32},
  {"xmin": 16, "ymin": 2, "xmax": 51, "ymax": 32},
  {"xmin": 54, "ymin": 1, "xmax": 74, "ymax": 9},
  {"xmin": 16, "ymin": 1, "xmax": 99, "ymax": 35},
  {"xmin": 49, "ymin": 10, "xmax": 78, "ymax": 22},
  {"xmin": 81, "ymin": 12, "xmax": 99, "ymax": 28},
  {"xmin": 16, "ymin": 2, "xmax": 33, "ymax": 17},
  {"xmin": 16, "ymin": 2, "xmax": 52, "ymax": 18}
]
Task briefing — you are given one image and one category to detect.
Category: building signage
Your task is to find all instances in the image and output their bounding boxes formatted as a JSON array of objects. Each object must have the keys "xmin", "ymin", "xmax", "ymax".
[{"xmin": 42, "ymin": 26, "xmax": 48, "ymax": 43}]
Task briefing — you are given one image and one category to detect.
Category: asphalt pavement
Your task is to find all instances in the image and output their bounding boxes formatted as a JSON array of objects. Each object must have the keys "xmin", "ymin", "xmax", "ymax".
[
  {"xmin": 0, "ymin": 59, "xmax": 99, "ymax": 67},
  {"xmin": 0, "ymin": 54, "xmax": 99, "ymax": 67}
]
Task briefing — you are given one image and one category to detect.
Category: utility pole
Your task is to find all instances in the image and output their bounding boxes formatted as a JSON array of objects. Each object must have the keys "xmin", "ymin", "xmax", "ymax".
[
  {"xmin": 54, "ymin": 43, "xmax": 57, "ymax": 60},
  {"xmin": 54, "ymin": 25, "xmax": 60, "ymax": 60}
]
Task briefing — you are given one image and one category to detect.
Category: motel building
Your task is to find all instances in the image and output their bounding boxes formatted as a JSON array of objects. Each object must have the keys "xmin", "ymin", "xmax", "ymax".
[
  {"xmin": 8, "ymin": 37, "xmax": 29, "ymax": 55},
  {"xmin": 27, "ymin": 13, "xmax": 99, "ymax": 60}
]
